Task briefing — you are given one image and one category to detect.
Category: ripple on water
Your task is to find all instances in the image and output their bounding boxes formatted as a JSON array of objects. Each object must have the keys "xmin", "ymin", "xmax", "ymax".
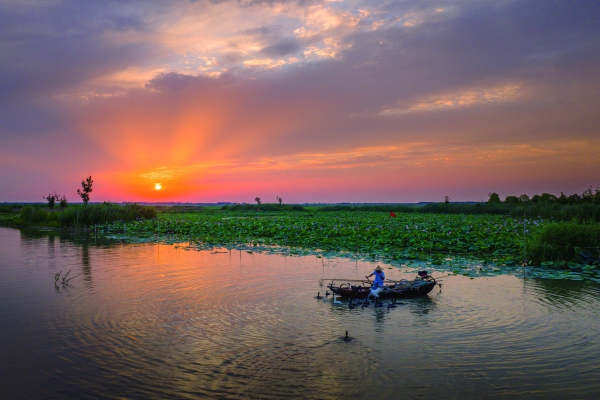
[{"xmin": 3, "ymin": 229, "xmax": 600, "ymax": 399}]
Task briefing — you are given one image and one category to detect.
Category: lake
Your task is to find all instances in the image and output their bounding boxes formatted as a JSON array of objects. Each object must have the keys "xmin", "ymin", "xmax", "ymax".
[{"xmin": 1, "ymin": 226, "xmax": 600, "ymax": 399}]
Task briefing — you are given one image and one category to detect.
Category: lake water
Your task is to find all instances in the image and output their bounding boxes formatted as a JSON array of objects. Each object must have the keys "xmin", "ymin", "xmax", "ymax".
[{"xmin": 1, "ymin": 227, "xmax": 600, "ymax": 399}]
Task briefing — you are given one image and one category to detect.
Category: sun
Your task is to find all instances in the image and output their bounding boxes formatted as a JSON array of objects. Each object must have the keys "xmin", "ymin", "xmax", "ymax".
[{"xmin": 155, "ymin": 183, "xmax": 162, "ymax": 190}]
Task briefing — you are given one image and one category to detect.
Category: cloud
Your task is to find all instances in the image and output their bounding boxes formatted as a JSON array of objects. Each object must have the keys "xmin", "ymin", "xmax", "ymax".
[
  {"xmin": 1, "ymin": 0, "xmax": 599, "ymax": 201},
  {"xmin": 259, "ymin": 38, "xmax": 301, "ymax": 57}
]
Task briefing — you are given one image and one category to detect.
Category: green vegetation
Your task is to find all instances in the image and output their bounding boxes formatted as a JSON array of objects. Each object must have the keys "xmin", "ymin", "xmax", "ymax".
[
  {"xmin": 221, "ymin": 203, "xmax": 305, "ymax": 211},
  {"xmin": 313, "ymin": 204, "xmax": 410, "ymax": 212},
  {"xmin": 44, "ymin": 192, "xmax": 68, "ymax": 210},
  {"xmin": 528, "ymin": 222, "xmax": 600, "ymax": 265},
  {"xmin": 1, "ymin": 187, "xmax": 598, "ymax": 278},
  {"xmin": 417, "ymin": 201, "xmax": 600, "ymax": 221},
  {"xmin": 488, "ymin": 192, "xmax": 501, "ymax": 203},
  {"xmin": 0, "ymin": 204, "xmax": 18, "ymax": 214},
  {"xmin": 44, "ymin": 192, "xmax": 58, "ymax": 209},
  {"xmin": 60, "ymin": 202, "xmax": 156, "ymax": 226},
  {"xmin": 12, "ymin": 202, "xmax": 156, "ymax": 228},
  {"xmin": 302, "ymin": 187, "xmax": 600, "ymax": 222},
  {"xmin": 20, "ymin": 205, "xmax": 56, "ymax": 225},
  {"xmin": 102, "ymin": 210, "xmax": 532, "ymax": 265}
]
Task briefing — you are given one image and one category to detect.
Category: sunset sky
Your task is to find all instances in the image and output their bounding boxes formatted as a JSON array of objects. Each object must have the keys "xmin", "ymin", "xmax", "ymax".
[{"xmin": 1, "ymin": 0, "xmax": 599, "ymax": 203}]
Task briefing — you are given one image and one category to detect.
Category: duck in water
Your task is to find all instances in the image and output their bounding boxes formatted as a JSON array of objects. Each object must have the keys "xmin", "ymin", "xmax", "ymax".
[
  {"xmin": 315, "ymin": 292, "xmax": 323, "ymax": 299},
  {"xmin": 343, "ymin": 331, "xmax": 353, "ymax": 342}
]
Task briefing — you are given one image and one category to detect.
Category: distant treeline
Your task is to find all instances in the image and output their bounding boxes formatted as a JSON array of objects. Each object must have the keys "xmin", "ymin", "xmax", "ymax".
[
  {"xmin": 418, "ymin": 202, "xmax": 600, "ymax": 222},
  {"xmin": 13, "ymin": 202, "xmax": 156, "ymax": 228},
  {"xmin": 221, "ymin": 203, "xmax": 305, "ymax": 211},
  {"xmin": 312, "ymin": 187, "xmax": 600, "ymax": 222},
  {"xmin": 216, "ymin": 188, "xmax": 600, "ymax": 222}
]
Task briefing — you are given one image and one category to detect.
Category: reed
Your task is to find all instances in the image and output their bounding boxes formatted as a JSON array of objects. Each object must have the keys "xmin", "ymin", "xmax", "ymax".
[
  {"xmin": 527, "ymin": 222, "xmax": 600, "ymax": 265},
  {"xmin": 17, "ymin": 202, "xmax": 157, "ymax": 228}
]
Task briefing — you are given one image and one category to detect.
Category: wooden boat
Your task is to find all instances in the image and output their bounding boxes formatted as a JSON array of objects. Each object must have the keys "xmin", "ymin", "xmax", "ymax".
[{"xmin": 326, "ymin": 271, "xmax": 439, "ymax": 299}]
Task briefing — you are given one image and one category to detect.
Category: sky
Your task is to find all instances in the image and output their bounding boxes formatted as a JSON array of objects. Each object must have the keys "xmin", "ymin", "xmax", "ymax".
[{"xmin": 1, "ymin": 0, "xmax": 599, "ymax": 203}]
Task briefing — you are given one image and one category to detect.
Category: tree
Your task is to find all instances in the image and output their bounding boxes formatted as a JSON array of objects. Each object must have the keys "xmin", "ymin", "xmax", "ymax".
[
  {"xmin": 518, "ymin": 194, "xmax": 530, "ymax": 202},
  {"xmin": 77, "ymin": 176, "xmax": 93, "ymax": 206},
  {"xmin": 539, "ymin": 193, "xmax": 558, "ymax": 202},
  {"xmin": 276, "ymin": 196, "xmax": 282, "ymax": 205},
  {"xmin": 44, "ymin": 192, "xmax": 58, "ymax": 209},
  {"xmin": 444, "ymin": 195, "xmax": 450, "ymax": 204},
  {"xmin": 59, "ymin": 195, "xmax": 68, "ymax": 211},
  {"xmin": 582, "ymin": 186, "xmax": 595, "ymax": 202},
  {"xmin": 504, "ymin": 195, "xmax": 519, "ymax": 204},
  {"xmin": 255, "ymin": 197, "xmax": 261, "ymax": 205},
  {"xmin": 487, "ymin": 192, "xmax": 501, "ymax": 203}
]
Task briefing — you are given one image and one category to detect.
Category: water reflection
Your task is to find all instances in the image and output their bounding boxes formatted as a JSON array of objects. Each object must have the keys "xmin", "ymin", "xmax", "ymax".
[
  {"xmin": 408, "ymin": 296, "xmax": 436, "ymax": 317},
  {"xmin": 1, "ymin": 227, "xmax": 600, "ymax": 399},
  {"xmin": 525, "ymin": 277, "xmax": 600, "ymax": 310}
]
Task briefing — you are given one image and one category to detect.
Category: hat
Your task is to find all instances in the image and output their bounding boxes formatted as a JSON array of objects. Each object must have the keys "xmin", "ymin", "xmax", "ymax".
[{"xmin": 375, "ymin": 266, "xmax": 382, "ymax": 271}]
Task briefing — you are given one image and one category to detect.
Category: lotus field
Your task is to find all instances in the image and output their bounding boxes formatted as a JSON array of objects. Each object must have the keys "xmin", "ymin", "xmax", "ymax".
[
  {"xmin": 97, "ymin": 210, "xmax": 599, "ymax": 280},
  {"xmin": 104, "ymin": 211, "xmax": 529, "ymax": 259}
]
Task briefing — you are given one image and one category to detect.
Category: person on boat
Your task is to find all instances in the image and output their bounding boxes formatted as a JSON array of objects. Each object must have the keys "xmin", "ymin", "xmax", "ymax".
[{"xmin": 367, "ymin": 265, "xmax": 386, "ymax": 288}]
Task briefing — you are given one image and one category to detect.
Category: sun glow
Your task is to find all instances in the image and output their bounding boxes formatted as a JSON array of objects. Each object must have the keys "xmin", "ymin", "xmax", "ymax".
[{"xmin": 155, "ymin": 183, "xmax": 162, "ymax": 190}]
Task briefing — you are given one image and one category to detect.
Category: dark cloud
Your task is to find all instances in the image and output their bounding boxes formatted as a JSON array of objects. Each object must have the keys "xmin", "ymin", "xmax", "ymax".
[
  {"xmin": 146, "ymin": 73, "xmax": 206, "ymax": 92},
  {"xmin": 0, "ymin": 0, "xmax": 164, "ymax": 98},
  {"xmin": 259, "ymin": 38, "xmax": 301, "ymax": 57},
  {"xmin": 241, "ymin": 26, "xmax": 275, "ymax": 36},
  {"xmin": 145, "ymin": 72, "xmax": 237, "ymax": 92}
]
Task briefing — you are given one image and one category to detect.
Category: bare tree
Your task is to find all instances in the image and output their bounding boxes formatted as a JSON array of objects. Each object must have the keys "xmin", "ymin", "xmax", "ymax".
[
  {"xmin": 276, "ymin": 196, "xmax": 282, "ymax": 205},
  {"xmin": 255, "ymin": 197, "xmax": 261, "ymax": 205}
]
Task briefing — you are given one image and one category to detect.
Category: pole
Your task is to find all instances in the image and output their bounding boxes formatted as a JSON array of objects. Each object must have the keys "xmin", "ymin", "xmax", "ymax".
[{"xmin": 523, "ymin": 211, "xmax": 526, "ymax": 265}]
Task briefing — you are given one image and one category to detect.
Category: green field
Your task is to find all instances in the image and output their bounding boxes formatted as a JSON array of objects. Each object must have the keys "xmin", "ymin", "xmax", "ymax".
[
  {"xmin": 103, "ymin": 209, "xmax": 533, "ymax": 263},
  {"xmin": 2, "ymin": 202, "xmax": 599, "ymax": 280},
  {"xmin": 94, "ymin": 209, "xmax": 598, "ymax": 281}
]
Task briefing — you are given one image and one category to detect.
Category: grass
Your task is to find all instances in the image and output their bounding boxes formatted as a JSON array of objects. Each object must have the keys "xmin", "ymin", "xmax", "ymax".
[
  {"xmin": 528, "ymin": 222, "xmax": 600, "ymax": 265},
  {"xmin": 14, "ymin": 202, "xmax": 157, "ymax": 228}
]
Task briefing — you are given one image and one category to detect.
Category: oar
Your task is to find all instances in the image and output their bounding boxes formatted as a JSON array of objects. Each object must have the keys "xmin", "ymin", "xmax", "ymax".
[
  {"xmin": 319, "ymin": 278, "xmax": 372, "ymax": 286},
  {"xmin": 321, "ymin": 277, "xmax": 412, "ymax": 283}
]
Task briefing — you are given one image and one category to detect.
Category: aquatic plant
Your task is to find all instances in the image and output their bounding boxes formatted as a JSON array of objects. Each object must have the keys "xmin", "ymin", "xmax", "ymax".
[
  {"xmin": 528, "ymin": 222, "xmax": 600, "ymax": 265},
  {"xmin": 60, "ymin": 202, "xmax": 156, "ymax": 227},
  {"xmin": 100, "ymin": 210, "xmax": 537, "ymax": 266}
]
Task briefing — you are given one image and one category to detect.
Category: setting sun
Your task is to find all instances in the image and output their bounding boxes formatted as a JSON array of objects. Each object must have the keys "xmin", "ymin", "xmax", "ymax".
[{"xmin": 155, "ymin": 183, "xmax": 162, "ymax": 190}]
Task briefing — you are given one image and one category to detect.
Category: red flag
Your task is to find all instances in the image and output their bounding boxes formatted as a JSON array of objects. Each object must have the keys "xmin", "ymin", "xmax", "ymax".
[{"xmin": 390, "ymin": 212, "xmax": 397, "ymax": 217}]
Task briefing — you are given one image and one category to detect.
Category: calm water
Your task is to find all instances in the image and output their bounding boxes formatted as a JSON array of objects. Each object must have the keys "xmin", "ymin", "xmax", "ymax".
[{"xmin": 1, "ymin": 227, "xmax": 600, "ymax": 399}]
